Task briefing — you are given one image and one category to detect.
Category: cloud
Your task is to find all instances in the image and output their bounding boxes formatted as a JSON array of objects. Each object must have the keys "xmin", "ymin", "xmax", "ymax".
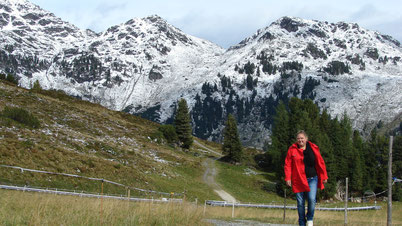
[
  {"xmin": 350, "ymin": 4, "xmax": 381, "ymax": 21},
  {"xmin": 86, "ymin": 3, "xmax": 128, "ymax": 32}
]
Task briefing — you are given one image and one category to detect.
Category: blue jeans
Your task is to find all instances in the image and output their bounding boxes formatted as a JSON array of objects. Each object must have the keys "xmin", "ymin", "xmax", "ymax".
[{"xmin": 295, "ymin": 176, "xmax": 317, "ymax": 226}]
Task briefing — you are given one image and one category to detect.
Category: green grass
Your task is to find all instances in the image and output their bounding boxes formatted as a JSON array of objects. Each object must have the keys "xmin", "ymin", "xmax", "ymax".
[
  {"xmin": 215, "ymin": 160, "xmax": 284, "ymax": 204},
  {"xmin": 1, "ymin": 80, "xmax": 401, "ymax": 225},
  {"xmin": 0, "ymin": 81, "xmax": 217, "ymax": 201}
]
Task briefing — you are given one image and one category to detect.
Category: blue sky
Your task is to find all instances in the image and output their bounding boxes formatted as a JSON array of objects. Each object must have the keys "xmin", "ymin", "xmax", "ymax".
[{"xmin": 29, "ymin": 0, "xmax": 402, "ymax": 48}]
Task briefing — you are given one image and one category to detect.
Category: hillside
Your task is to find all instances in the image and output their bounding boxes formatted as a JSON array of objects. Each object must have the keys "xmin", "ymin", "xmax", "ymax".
[
  {"xmin": 0, "ymin": 80, "xmax": 219, "ymax": 200},
  {"xmin": 0, "ymin": 80, "xmax": 282, "ymax": 204}
]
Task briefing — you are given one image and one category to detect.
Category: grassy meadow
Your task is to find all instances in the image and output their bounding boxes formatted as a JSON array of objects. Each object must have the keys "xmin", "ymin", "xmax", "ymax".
[
  {"xmin": 0, "ymin": 80, "xmax": 219, "ymax": 202},
  {"xmin": 1, "ymin": 80, "xmax": 401, "ymax": 225},
  {"xmin": 1, "ymin": 189, "xmax": 401, "ymax": 225}
]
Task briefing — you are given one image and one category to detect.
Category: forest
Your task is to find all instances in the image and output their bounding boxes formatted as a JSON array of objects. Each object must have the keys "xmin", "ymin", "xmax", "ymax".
[{"xmin": 264, "ymin": 97, "xmax": 402, "ymax": 200}]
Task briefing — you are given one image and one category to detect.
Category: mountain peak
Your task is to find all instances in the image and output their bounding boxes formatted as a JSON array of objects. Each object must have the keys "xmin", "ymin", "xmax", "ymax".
[
  {"xmin": 144, "ymin": 15, "xmax": 165, "ymax": 23},
  {"xmin": 1, "ymin": 1, "xmax": 401, "ymax": 148}
]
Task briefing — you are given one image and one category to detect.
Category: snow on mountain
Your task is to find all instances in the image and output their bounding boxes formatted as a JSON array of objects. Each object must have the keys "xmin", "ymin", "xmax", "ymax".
[
  {"xmin": 1, "ymin": 1, "xmax": 401, "ymax": 147},
  {"xmin": 213, "ymin": 16, "xmax": 402, "ymax": 139},
  {"xmin": 0, "ymin": 0, "xmax": 95, "ymax": 58}
]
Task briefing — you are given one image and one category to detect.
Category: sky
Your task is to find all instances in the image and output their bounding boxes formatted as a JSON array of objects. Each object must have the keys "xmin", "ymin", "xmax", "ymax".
[{"xmin": 29, "ymin": 0, "xmax": 402, "ymax": 49}]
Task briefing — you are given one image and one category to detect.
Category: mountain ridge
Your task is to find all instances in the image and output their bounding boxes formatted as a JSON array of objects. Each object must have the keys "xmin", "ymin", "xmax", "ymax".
[{"xmin": 1, "ymin": 0, "xmax": 401, "ymax": 147}]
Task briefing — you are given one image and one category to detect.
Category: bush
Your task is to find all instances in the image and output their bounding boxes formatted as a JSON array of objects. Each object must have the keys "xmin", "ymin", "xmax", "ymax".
[
  {"xmin": 38, "ymin": 89, "xmax": 74, "ymax": 101},
  {"xmin": 6, "ymin": 74, "xmax": 18, "ymax": 85},
  {"xmin": 304, "ymin": 43, "xmax": 327, "ymax": 59},
  {"xmin": 323, "ymin": 61, "xmax": 350, "ymax": 75},
  {"xmin": 365, "ymin": 47, "xmax": 379, "ymax": 60},
  {"xmin": 159, "ymin": 124, "xmax": 178, "ymax": 144},
  {"xmin": 31, "ymin": 80, "xmax": 42, "ymax": 91},
  {"xmin": 1, "ymin": 106, "xmax": 40, "ymax": 128}
]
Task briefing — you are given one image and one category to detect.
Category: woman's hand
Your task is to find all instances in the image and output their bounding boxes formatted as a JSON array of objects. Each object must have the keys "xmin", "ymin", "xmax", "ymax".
[
  {"xmin": 286, "ymin": 180, "xmax": 291, "ymax": 187},
  {"xmin": 323, "ymin": 179, "xmax": 328, "ymax": 184}
]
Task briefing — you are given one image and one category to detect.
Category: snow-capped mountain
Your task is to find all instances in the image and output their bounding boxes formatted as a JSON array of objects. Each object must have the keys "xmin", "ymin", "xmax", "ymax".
[{"xmin": 1, "ymin": 0, "xmax": 401, "ymax": 147}]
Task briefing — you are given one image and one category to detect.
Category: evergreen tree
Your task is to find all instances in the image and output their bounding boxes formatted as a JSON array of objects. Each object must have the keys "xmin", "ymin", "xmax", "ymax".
[
  {"xmin": 222, "ymin": 114, "xmax": 243, "ymax": 163},
  {"xmin": 174, "ymin": 99, "xmax": 193, "ymax": 149},
  {"xmin": 350, "ymin": 130, "xmax": 364, "ymax": 193},
  {"xmin": 316, "ymin": 132, "xmax": 336, "ymax": 199},
  {"xmin": 373, "ymin": 135, "xmax": 389, "ymax": 193},
  {"xmin": 159, "ymin": 124, "xmax": 179, "ymax": 145},
  {"xmin": 393, "ymin": 136, "xmax": 402, "ymax": 201},
  {"xmin": 267, "ymin": 101, "xmax": 291, "ymax": 195},
  {"xmin": 32, "ymin": 80, "xmax": 42, "ymax": 91},
  {"xmin": 6, "ymin": 74, "xmax": 18, "ymax": 85},
  {"xmin": 363, "ymin": 130, "xmax": 379, "ymax": 191},
  {"xmin": 339, "ymin": 114, "xmax": 354, "ymax": 182}
]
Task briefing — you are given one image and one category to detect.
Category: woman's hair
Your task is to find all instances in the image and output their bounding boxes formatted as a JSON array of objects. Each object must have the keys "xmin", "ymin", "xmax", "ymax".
[{"xmin": 296, "ymin": 130, "xmax": 308, "ymax": 139}]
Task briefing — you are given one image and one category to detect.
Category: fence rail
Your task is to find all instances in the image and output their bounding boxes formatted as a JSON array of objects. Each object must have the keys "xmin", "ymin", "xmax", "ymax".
[
  {"xmin": 0, "ymin": 164, "xmax": 183, "ymax": 196},
  {"xmin": 206, "ymin": 200, "xmax": 381, "ymax": 211},
  {"xmin": 0, "ymin": 184, "xmax": 183, "ymax": 203}
]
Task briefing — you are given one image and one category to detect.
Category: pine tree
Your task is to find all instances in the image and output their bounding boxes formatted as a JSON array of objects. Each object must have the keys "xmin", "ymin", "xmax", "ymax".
[
  {"xmin": 222, "ymin": 114, "xmax": 243, "ymax": 163},
  {"xmin": 393, "ymin": 136, "xmax": 402, "ymax": 201},
  {"xmin": 268, "ymin": 101, "xmax": 291, "ymax": 195},
  {"xmin": 32, "ymin": 80, "xmax": 42, "ymax": 91},
  {"xmin": 174, "ymin": 99, "xmax": 193, "ymax": 149},
  {"xmin": 350, "ymin": 130, "xmax": 364, "ymax": 193},
  {"xmin": 363, "ymin": 130, "xmax": 379, "ymax": 191}
]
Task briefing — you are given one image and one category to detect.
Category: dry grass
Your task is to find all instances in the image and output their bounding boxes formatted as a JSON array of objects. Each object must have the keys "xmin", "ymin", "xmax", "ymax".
[
  {"xmin": 203, "ymin": 201, "xmax": 402, "ymax": 225},
  {"xmin": 0, "ymin": 190, "xmax": 208, "ymax": 225},
  {"xmin": 1, "ymin": 188, "xmax": 401, "ymax": 225}
]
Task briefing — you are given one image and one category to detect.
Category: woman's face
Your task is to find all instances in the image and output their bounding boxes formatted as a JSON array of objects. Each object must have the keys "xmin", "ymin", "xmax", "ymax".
[{"xmin": 297, "ymin": 133, "xmax": 308, "ymax": 148}]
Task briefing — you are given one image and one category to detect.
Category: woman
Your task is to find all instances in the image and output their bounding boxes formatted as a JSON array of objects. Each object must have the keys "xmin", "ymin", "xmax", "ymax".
[{"xmin": 284, "ymin": 130, "xmax": 328, "ymax": 226}]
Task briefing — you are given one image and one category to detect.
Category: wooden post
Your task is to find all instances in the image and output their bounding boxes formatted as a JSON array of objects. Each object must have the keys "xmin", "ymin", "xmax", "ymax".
[
  {"xmin": 127, "ymin": 188, "xmax": 131, "ymax": 209},
  {"xmin": 344, "ymin": 177, "xmax": 348, "ymax": 226},
  {"xmin": 100, "ymin": 179, "xmax": 104, "ymax": 226},
  {"xmin": 283, "ymin": 188, "xmax": 286, "ymax": 222},
  {"xmin": 232, "ymin": 201, "xmax": 235, "ymax": 218},
  {"xmin": 387, "ymin": 136, "xmax": 393, "ymax": 226},
  {"xmin": 203, "ymin": 200, "xmax": 207, "ymax": 216}
]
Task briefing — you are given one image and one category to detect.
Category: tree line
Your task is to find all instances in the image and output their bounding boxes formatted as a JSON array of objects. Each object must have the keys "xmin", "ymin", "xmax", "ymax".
[
  {"xmin": 160, "ymin": 98, "xmax": 244, "ymax": 164},
  {"xmin": 264, "ymin": 97, "xmax": 402, "ymax": 200},
  {"xmin": 165, "ymin": 97, "xmax": 401, "ymax": 200}
]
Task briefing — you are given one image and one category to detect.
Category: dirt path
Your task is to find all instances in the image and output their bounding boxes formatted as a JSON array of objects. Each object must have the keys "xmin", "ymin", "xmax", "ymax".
[
  {"xmin": 202, "ymin": 158, "xmax": 237, "ymax": 203},
  {"xmin": 193, "ymin": 140, "xmax": 223, "ymax": 157},
  {"xmin": 194, "ymin": 141, "xmax": 237, "ymax": 203}
]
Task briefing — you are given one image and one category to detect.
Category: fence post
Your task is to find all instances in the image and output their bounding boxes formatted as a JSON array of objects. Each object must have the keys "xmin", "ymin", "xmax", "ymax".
[
  {"xmin": 344, "ymin": 177, "xmax": 348, "ymax": 226},
  {"xmin": 203, "ymin": 200, "xmax": 207, "ymax": 216},
  {"xmin": 283, "ymin": 188, "xmax": 286, "ymax": 222},
  {"xmin": 232, "ymin": 201, "xmax": 235, "ymax": 218},
  {"xmin": 100, "ymin": 179, "xmax": 104, "ymax": 226},
  {"xmin": 387, "ymin": 136, "xmax": 393, "ymax": 226}
]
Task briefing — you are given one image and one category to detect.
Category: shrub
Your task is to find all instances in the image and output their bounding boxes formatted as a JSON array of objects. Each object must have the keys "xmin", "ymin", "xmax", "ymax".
[
  {"xmin": 38, "ymin": 89, "xmax": 74, "ymax": 101},
  {"xmin": 6, "ymin": 74, "xmax": 18, "ymax": 85},
  {"xmin": 159, "ymin": 124, "xmax": 178, "ymax": 145},
  {"xmin": 281, "ymin": 61, "xmax": 303, "ymax": 72},
  {"xmin": 304, "ymin": 43, "xmax": 327, "ymax": 59},
  {"xmin": 323, "ymin": 61, "xmax": 351, "ymax": 75},
  {"xmin": 1, "ymin": 106, "xmax": 40, "ymax": 128},
  {"xmin": 32, "ymin": 80, "xmax": 42, "ymax": 91},
  {"xmin": 365, "ymin": 47, "xmax": 379, "ymax": 60}
]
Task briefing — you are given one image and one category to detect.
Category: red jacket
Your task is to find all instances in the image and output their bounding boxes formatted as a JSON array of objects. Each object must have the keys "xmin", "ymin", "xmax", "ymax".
[{"xmin": 284, "ymin": 141, "xmax": 328, "ymax": 193}]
